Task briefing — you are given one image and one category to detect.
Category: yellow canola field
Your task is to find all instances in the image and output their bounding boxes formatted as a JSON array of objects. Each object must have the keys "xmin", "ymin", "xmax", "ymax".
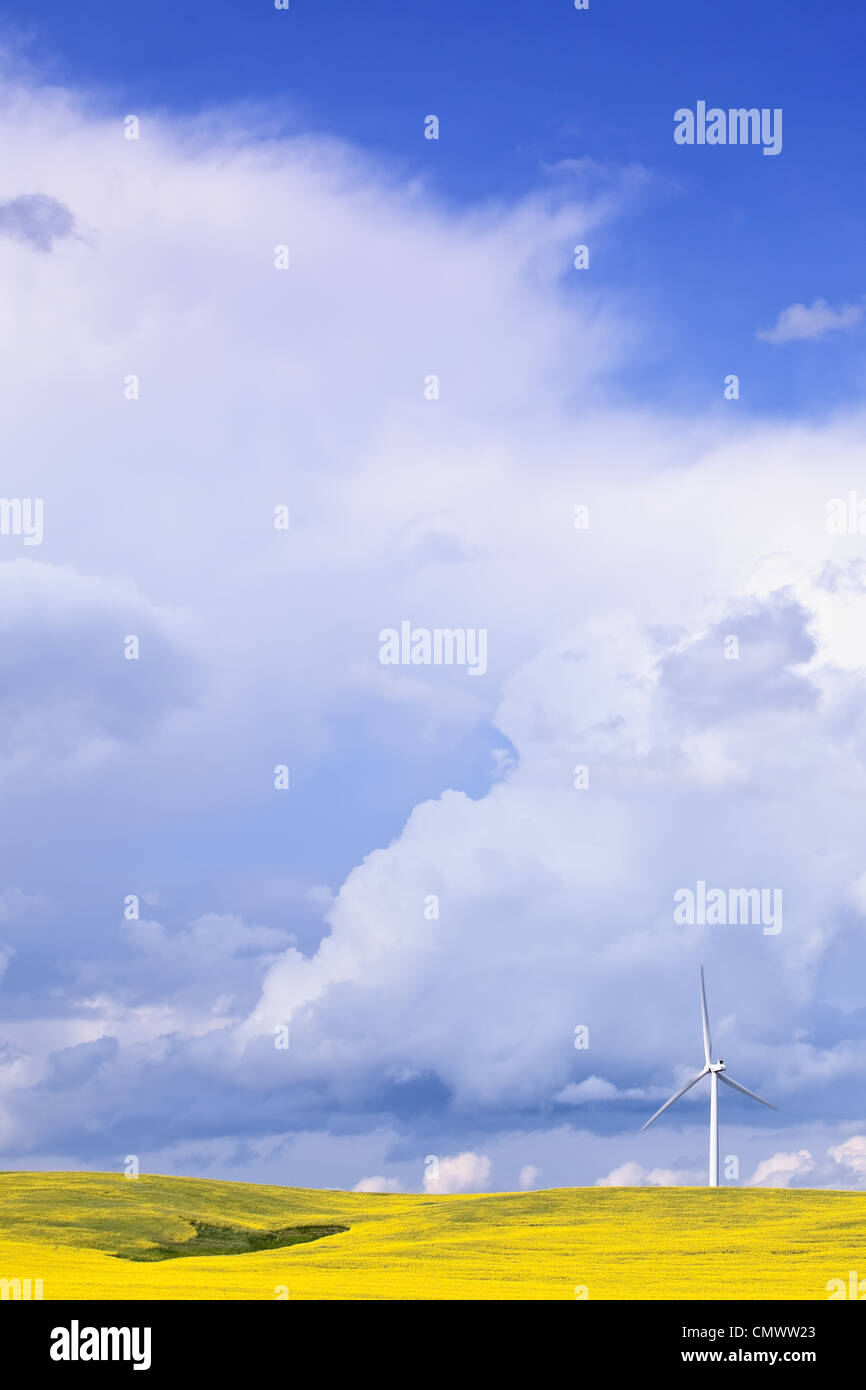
[{"xmin": 0, "ymin": 1172, "xmax": 862, "ymax": 1300}]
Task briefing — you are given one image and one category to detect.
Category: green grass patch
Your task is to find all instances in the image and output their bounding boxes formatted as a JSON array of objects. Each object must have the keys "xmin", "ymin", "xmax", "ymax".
[{"xmin": 115, "ymin": 1220, "xmax": 348, "ymax": 1263}]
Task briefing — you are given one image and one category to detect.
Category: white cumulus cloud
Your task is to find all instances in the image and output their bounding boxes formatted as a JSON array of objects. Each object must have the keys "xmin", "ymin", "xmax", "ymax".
[
  {"xmin": 596, "ymin": 1161, "xmax": 697, "ymax": 1187},
  {"xmin": 423, "ymin": 1152, "xmax": 492, "ymax": 1194},
  {"xmin": 747, "ymin": 1149, "xmax": 815, "ymax": 1187},
  {"xmin": 827, "ymin": 1135, "xmax": 866, "ymax": 1180},
  {"xmin": 757, "ymin": 297, "xmax": 863, "ymax": 343},
  {"xmin": 352, "ymin": 1175, "xmax": 402, "ymax": 1193}
]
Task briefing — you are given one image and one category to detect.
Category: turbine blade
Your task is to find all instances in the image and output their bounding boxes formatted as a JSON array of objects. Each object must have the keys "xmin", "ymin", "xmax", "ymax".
[
  {"xmin": 719, "ymin": 1072, "xmax": 777, "ymax": 1111},
  {"xmin": 640, "ymin": 1068, "xmax": 708, "ymax": 1131},
  {"xmin": 700, "ymin": 965, "xmax": 712, "ymax": 1067}
]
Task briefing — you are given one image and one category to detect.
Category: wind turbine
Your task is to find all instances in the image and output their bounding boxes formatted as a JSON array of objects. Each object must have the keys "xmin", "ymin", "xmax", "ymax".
[{"xmin": 640, "ymin": 966, "xmax": 777, "ymax": 1186}]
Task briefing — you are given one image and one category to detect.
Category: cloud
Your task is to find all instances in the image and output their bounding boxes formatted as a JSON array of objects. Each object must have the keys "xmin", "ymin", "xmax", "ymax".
[
  {"xmin": 541, "ymin": 156, "xmax": 662, "ymax": 197},
  {"xmin": 757, "ymin": 297, "xmax": 864, "ymax": 344},
  {"xmin": 0, "ymin": 192, "xmax": 74, "ymax": 251},
  {"xmin": 423, "ymin": 1153, "xmax": 491, "ymax": 1194},
  {"xmin": 242, "ymin": 578, "xmax": 866, "ymax": 1129},
  {"xmin": 747, "ymin": 1150, "xmax": 815, "ymax": 1187},
  {"xmin": 352, "ymin": 1175, "xmax": 401, "ymax": 1193},
  {"xmin": 0, "ymin": 561, "xmax": 198, "ymax": 770},
  {"xmin": 659, "ymin": 596, "xmax": 817, "ymax": 726},
  {"xmin": 519, "ymin": 1164, "xmax": 540, "ymax": 1189},
  {"xmin": 596, "ymin": 1161, "xmax": 697, "ymax": 1187},
  {"xmin": 555, "ymin": 1077, "xmax": 650, "ymax": 1104},
  {"xmin": 73, "ymin": 912, "xmax": 296, "ymax": 1026},
  {"xmin": 844, "ymin": 873, "xmax": 866, "ymax": 916},
  {"xmin": 0, "ymin": 886, "xmax": 44, "ymax": 922},
  {"xmin": 827, "ymin": 1135, "xmax": 866, "ymax": 1180},
  {"xmin": 0, "ymin": 68, "xmax": 866, "ymax": 1187},
  {"xmin": 43, "ymin": 1036, "xmax": 118, "ymax": 1091}
]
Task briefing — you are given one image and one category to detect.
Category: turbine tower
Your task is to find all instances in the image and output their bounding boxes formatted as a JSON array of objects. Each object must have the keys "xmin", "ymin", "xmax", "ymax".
[{"xmin": 640, "ymin": 966, "xmax": 777, "ymax": 1186}]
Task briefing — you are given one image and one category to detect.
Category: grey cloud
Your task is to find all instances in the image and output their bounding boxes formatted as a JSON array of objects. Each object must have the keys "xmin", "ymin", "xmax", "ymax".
[
  {"xmin": 43, "ymin": 1036, "xmax": 118, "ymax": 1090},
  {"xmin": 0, "ymin": 560, "xmax": 200, "ymax": 763},
  {"xmin": 659, "ymin": 597, "xmax": 818, "ymax": 726},
  {"xmin": 0, "ymin": 194, "xmax": 75, "ymax": 252}
]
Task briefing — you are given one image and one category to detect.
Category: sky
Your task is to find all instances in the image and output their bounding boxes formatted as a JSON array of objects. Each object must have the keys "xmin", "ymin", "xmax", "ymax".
[{"xmin": 0, "ymin": 3, "xmax": 866, "ymax": 1195}]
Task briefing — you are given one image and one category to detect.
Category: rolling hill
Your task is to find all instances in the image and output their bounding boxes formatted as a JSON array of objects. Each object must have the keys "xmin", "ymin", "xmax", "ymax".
[{"xmin": 0, "ymin": 1171, "xmax": 862, "ymax": 1300}]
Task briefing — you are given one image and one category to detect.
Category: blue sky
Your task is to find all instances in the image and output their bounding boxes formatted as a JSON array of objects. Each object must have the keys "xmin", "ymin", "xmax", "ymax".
[
  {"xmin": 1, "ymin": 4, "xmax": 866, "ymax": 1195},
  {"xmin": 7, "ymin": 0, "xmax": 866, "ymax": 418}
]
